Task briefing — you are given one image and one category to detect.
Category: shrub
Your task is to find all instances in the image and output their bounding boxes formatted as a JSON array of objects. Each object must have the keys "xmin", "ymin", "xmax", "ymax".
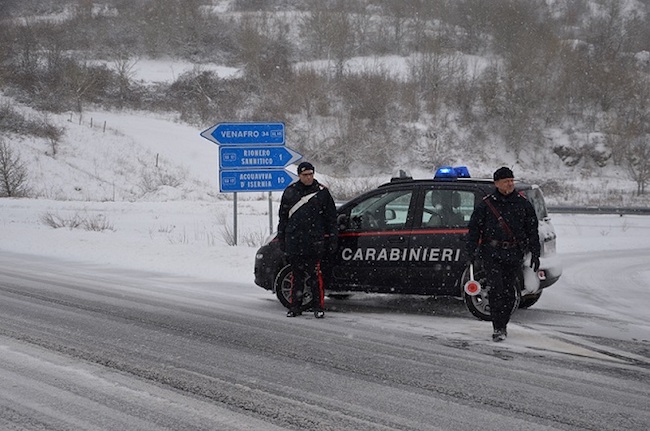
[
  {"xmin": 40, "ymin": 211, "xmax": 115, "ymax": 231},
  {"xmin": 0, "ymin": 138, "xmax": 30, "ymax": 197}
]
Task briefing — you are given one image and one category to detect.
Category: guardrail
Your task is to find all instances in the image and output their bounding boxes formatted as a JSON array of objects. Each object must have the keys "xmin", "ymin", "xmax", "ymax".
[{"xmin": 548, "ymin": 206, "xmax": 650, "ymax": 215}]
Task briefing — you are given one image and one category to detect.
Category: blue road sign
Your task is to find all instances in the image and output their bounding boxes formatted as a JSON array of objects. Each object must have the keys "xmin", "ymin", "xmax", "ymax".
[
  {"xmin": 201, "ymin": 122, "xmax": 285, "ymax": 145},
  {"xmin": 220, "ymin": 146, "xmax": 302, "ymax": 169},
  {"xmin": 219, "ymin": 169, "xmax": 297, "ymax": 192}
]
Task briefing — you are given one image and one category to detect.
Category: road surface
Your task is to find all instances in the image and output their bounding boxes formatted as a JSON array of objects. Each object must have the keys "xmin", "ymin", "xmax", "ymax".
[{"xmin": 1, "ymin": 251, "xmax": 648, "ymax": 430}]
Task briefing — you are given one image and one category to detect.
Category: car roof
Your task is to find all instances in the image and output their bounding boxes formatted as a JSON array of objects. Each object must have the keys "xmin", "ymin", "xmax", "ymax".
[{"xmin": 378, "ymin": 177, "xmax": 534, "ymax": 190}]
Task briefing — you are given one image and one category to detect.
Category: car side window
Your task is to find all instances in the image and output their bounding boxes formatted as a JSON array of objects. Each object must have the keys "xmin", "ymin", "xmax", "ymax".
[
  {"xmin": 347, "ymin": 189, "xmax": 413, "ymax": 231},
  {"xmin": 420, "ymin": 189, "xmax": 475, "ymax": 228}
]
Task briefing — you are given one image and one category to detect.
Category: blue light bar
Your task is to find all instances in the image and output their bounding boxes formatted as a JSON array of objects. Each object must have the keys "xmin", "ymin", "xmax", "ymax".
[
  {"xmin": 434, "ymin": 166, "xmax": 455, "ymax": 178},
  {"xmin": 434, "ymin": 166, "xmax": 471, "ymax": 180},
  {"xmin": 454, "ymin": 166, "xmax": 471, "ymax": 178}
]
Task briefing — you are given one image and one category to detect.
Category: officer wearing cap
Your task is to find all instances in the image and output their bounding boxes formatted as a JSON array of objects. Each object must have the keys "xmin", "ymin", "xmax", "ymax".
[
  {"xmin": 277, "ymin": 162, "xmax": 338, "ymax": 318},
  {"xmin": 466, "ymin": 167, "xmax": 540, "ymax": 341}
]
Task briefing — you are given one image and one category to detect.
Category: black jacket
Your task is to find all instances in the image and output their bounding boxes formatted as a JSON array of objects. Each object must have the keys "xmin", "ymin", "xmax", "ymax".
[
  {"xmin": 466, "ymin": 188, "xmax": 540, "ymax": 261},
  {"xmin": 277, "ymin": 179, "xmax": 337, "ymax": 257}
]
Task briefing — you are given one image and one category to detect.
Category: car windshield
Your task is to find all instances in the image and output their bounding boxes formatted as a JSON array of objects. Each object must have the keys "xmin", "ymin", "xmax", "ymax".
[{"xmin": 348, "ymin": 189, "xmax": 413, "ymax": 230}]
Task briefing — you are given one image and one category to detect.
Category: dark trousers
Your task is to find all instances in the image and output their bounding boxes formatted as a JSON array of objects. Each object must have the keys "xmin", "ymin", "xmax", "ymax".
[
  {"xmin": 286, "ymin": 255, "xmax": 324, "ymax": 312},
  {"xmin": 482, "ymin": 252, "xmax": 520, "ymax": 330}
]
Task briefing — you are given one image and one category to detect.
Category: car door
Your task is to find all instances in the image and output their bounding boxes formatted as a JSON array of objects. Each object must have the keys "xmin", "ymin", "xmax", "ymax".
[
  {"xmin": 331, "ymin": 187, "xmax": 415, "ymax": 292},
  {"xmin": 408, "ymin": 186, "xmax": 477, "ymax": 295}
]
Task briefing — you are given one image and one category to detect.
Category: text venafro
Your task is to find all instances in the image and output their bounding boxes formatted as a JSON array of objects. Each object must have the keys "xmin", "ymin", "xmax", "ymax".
[{"xmin": 221, "ymin": 130, "xmax": 259, "ymax": 138}]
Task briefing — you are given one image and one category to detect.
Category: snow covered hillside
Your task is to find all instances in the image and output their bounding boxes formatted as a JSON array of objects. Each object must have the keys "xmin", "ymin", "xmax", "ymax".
[{"xmin": 2, "ymin": 1, "xmax": 650, "ymax": 206}]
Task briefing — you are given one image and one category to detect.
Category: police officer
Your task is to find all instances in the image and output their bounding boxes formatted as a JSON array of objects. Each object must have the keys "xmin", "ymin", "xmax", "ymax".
[
  {"xmin": 466, "ymin": 167, "xmax": 540, "ymax": 341},
  {"xmin": 277, "ymin": 162, "xmax": 338, "ymax": 318}
]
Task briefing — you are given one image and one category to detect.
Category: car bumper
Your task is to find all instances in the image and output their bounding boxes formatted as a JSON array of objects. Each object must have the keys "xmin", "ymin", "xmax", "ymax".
[
  {"xmin": 254, "ymin": 244, "xmax": 285, "ymax": 291},
  {"xmin": 539, "ymin": 254, "xmax": 563, "ymax": 289}
]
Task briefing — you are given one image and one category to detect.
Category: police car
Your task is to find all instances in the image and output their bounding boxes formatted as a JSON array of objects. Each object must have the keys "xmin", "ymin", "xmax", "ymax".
[{"xmin": 254, "ymin": 167, "xmax": 562, "ymax": 320}]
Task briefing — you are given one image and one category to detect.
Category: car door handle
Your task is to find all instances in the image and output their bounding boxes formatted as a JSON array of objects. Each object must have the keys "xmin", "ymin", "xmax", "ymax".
[{"xmin": 388, "ymin": 236, "xmax": 405, "ymax": 243}]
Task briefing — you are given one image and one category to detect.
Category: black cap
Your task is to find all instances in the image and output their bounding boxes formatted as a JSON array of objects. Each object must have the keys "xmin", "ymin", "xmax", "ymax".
[
  {"xmin": 493, "ymin": 167, "xmax": 514, "ymax": 181},
  {"xmin": 297, "ymin": 162, "xmax": 314, "ymax": 174}
]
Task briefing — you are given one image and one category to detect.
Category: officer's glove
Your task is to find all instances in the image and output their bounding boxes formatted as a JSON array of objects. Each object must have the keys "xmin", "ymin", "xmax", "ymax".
[
  {"xmin": 530, "ymin": 255, "xmax": 540, "ymax": 272},
  {"xmin": 327, "ymin": 236, "xmax": 338, "ymax": 254}
]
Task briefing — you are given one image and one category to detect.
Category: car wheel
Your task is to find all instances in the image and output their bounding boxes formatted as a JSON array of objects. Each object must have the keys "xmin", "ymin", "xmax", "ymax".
[
  {"xmin": 519, "ymin": 290, "xmax": 543, "ymax": 309},
  {"xmin": 460, "ymin": 263, "xmax": 521, "ymax": 321},
  {"xmin": 274, "ymin": 264, "xmax": 313, "ymax": 310}
]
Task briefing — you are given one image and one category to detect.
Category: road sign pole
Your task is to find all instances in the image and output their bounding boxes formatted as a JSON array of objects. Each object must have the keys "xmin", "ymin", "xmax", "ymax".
[
  {"xmin": 233, "ymin": 192, "xmax": 238, "ymax": 246},
  {"xmin": 268, "ymin": 192, "xmax": 273, "ymax": 235}
]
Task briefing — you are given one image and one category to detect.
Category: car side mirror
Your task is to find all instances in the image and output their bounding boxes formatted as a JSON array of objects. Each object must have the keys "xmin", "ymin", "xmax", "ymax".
[
  {"xmin": 337, "ymin": 214, "xmax": 349, "ymax": 230},
  {"xmin": 385, "ymin": 208, "xmax": 396, "ymax": 221}
]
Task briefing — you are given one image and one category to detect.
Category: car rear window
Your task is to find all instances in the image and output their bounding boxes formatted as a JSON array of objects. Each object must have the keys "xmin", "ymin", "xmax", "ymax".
[{"xmin": 523, "ymin": 188, "xmax": 548, "ymax": 220}]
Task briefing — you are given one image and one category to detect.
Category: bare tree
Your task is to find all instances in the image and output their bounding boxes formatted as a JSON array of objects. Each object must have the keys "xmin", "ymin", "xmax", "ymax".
[
  {"xmin": 327, "ymin": 10, "xmax": 354, "ymax": 79},
  {"xmin": 0, "ymin": 20, "xmax": 11, "ymax": 87},
  {"xmin": 626, "ymin": 136, "xmax": 650, "ymax": 195},
  {"xmin": 0, "ymin": 0, "xmax": 18, "ymax": 17},
  {"xmin": 300, "ymin": 4, "xmax": 354, "ymax": 79},
  {"xmin": 75, "ymin": 0, "xmax": 93, "ymax": 20},
  {"xmin": 13, "ymin": 19, "xmax": 41, "ymax": 89},
  {"xmin": 407, "ymin": 51, "xmax": 444, "ymax": 115},
  {"xmin": 338, "ymin": 68, "xmax": 397, "ymax": 124},
  {"xmin": 40, "ymin": 115, "xmax": 64, "ymax": 158},
  {"xmin": 288, "ymin": 67, "xmax": 330, "ymax": 118},
  {"xmin": 64, "ymin": 60, "xmax": 108, "ymax": 113},
  {"xmin": 112, "ymin": 53, "xmax": 139, "ymax": 109},
  {"xmin": 0, "ymin": 138, "xmax": 30, "ymax": 197},
  {"xmin": 236, "ymin": 15, "xmax": 269, "ymax": 84},
  {"xmin": 380, "ymin": 0, "xmax": 422, "ymax": 54},
  {"xmin": 169, "ymin": 67, "xmax": 225, "ymax": 124}
]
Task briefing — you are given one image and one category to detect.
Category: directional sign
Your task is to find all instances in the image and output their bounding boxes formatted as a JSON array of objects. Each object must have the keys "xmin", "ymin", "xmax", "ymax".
[
  {"xmin": 201, "ymin": 122, "xmax": 285, "ymax": 145},
  {"xmin": 219, "ymin": 146, "xmax": 302, "ymax": 170},
  {"xmin": 219, "ymin": 169, "xmax": 297, "ymax": 193}
]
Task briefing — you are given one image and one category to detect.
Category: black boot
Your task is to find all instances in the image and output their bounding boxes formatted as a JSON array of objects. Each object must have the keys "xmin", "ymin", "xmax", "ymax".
[{"xmin": 492, "ymin": 328, "xmax": 507, "ymax": 342}]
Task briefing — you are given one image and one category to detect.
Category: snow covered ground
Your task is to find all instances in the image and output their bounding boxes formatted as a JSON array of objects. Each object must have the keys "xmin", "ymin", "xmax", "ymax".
[
  {"xmin": 2, "ymin": 86, "xmax": 649, "ymax": 353},
  {"xmin": 0, "ymin": 197, "xmax": 649, "ymax": 281},
  {"xmin": 2, "ymin": 197, "xmax": 650, "ymax": 341},
  {"xmin": 2, "ymin": 20, "xmax": 649, "ymax": 431},
  {"xmin": 1, "ymin": 55, "xmax": 648, "ymax": 353}
]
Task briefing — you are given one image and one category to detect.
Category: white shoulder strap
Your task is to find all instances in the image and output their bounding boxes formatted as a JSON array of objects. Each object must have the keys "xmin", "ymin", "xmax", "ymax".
[{"xmin": 288, "ymin": 186, "xmax": 323, "ymax": 218}]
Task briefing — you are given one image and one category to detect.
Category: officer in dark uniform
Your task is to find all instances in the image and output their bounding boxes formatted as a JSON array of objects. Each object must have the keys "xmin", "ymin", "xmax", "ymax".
[
  {"xmin": 466, "ymin": 167, "xmax": 540, "ymax": 341},
  {"xmin": 277, "ymin": 162, "xmax": 338, "ymax": 318}
]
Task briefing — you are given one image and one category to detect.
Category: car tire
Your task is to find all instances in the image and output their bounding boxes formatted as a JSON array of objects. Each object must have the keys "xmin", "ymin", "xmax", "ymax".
[
  {"xmin": 274, "ymin": 264, "xmax": 313, "ymax": 310},
  {"xmin": 461, "ymin": 262, "xmax": 522, "ymax": 321},
  {"xmin": 519, "ymin": 291, "xmax": 543, "ymax": 309}
]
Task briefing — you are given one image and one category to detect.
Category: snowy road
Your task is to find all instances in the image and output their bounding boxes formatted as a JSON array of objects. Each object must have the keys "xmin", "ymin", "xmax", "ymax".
[{"xmin": 1, "ymin": 251, "xmax": 648, "ymax": 431}]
